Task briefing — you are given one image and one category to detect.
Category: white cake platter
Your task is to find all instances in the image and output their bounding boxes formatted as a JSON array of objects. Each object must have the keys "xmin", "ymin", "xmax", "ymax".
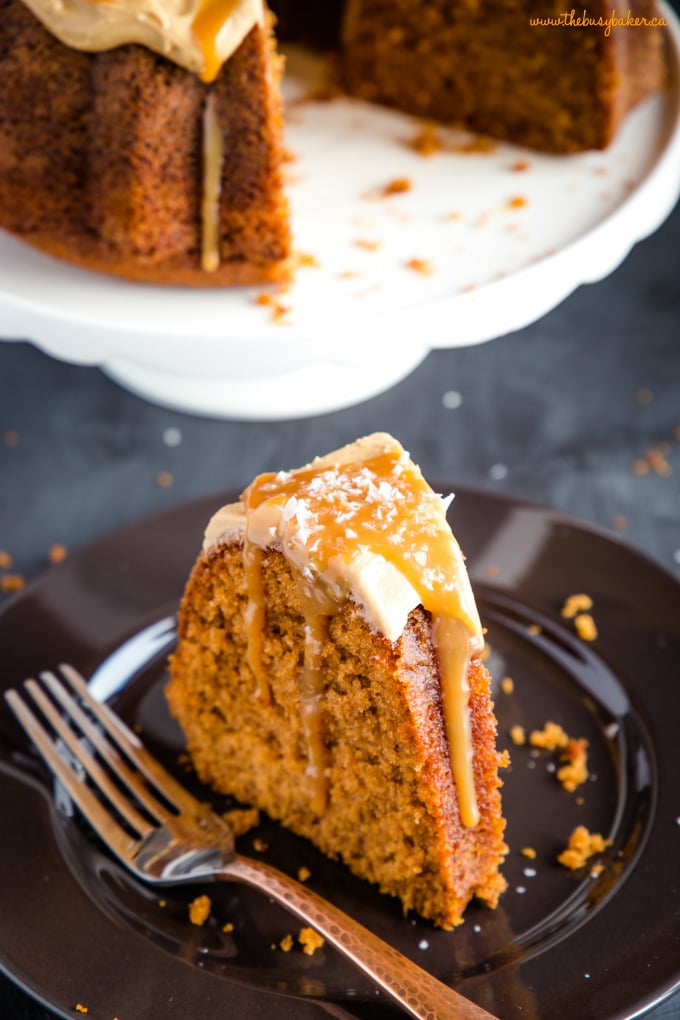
[{"xmin": 1, "ymin": 7, "xmax": 679, "ymax": 420}]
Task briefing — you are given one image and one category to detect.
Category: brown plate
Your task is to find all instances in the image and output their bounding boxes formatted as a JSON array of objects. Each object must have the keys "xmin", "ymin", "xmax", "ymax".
[{"xmin": 0, "ymin": 488, "xmax": 679, "ymax": 1020}]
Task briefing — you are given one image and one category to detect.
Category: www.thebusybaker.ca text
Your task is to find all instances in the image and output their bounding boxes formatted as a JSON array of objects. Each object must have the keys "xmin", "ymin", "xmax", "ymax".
[{"xmin": 529, "ymin": 8, "xmax": 667, "ymax": 35}]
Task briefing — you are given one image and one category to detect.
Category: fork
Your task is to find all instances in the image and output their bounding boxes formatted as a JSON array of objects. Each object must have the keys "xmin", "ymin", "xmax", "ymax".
[{"xmin": 5, "ymin": 664, "xmax": 499, "ymax": 1020}]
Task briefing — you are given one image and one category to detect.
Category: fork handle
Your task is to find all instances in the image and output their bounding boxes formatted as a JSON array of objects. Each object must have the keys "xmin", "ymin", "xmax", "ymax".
[{"xmin": 223, "ymin": 855, "xmax": 497, "ymax": 1020}]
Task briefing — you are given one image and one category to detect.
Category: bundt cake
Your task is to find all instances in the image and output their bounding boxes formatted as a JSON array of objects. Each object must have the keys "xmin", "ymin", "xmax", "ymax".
[
  {"xmin": 0, "ymin": 0, "xmax": 668, "ymax": 285},
  {"xmin": 0, "ymin": 0, "xmax": 290, "ymax": 285},
  {"xmin": 166, "ymin": 433, "xmax": 508, "ymax": 928}
]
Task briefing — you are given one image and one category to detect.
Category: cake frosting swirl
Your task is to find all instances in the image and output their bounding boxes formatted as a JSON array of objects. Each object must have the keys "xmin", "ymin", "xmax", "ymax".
[{"xmin": 20, "ymin": 0, "xmax": 264, "ymax": 80}]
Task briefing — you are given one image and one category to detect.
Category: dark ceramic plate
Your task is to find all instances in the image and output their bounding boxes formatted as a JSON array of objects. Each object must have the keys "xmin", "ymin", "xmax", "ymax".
[{"xmin": 0, "ymin": 489, "xmax": 679, "ymax": 1020}]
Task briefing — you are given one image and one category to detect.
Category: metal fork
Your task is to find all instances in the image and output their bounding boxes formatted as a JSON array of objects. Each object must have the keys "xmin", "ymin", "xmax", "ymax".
[{"xmin": 5, "ymin": 664, "xmax": 498, "ymax": 1020}]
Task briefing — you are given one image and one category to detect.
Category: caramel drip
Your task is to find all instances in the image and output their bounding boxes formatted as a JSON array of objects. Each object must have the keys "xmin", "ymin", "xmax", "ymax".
[
  {"xmin": 242, "ymin": 543, "xmax": 270, "ymax": 704},
  {"xmin": 201, "ymin": 93, "xmax": 223, "ymax": 273},
  {"xmin": 193, "ymin": 0, "xmax": 241, "ymax": 82},
  {"xmin": 432, "ymin": 615, "xmax": 479, "ymax": 828},
  {"xmin": 242, "ymin": 443, "xmax": 483, "ymax": 826},
  {"xmin": 295, "ymin": 580, "xmax": 333, "ymax": 815}
]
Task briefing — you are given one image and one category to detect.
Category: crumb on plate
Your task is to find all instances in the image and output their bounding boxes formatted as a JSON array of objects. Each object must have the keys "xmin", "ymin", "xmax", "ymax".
[
  {"xmin": 299, "ymin": 927, "xmax": 325, "ymax": 956},
  {"xmin": 188, "ymin": 894, "xmax": 211, "ymax": 926},
  {"xmin": 529, "ymin": 721, "xmax": 569, "ymax": 751},
  {"xmin": 558, "ymin": 825, "xmax": 611, "ymax": 870}
]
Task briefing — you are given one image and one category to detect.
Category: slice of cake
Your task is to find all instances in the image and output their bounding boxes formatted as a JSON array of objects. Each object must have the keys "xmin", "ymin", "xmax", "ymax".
[{"xmin": 167, "ymin": 433, "xmax": 507, "ymax": 928}]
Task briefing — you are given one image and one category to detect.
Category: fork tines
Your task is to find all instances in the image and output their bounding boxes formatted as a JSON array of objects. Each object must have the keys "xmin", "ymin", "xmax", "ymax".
[{"xmin": 4, "ymin": 664, "xmax": 194, "ymax": 848}]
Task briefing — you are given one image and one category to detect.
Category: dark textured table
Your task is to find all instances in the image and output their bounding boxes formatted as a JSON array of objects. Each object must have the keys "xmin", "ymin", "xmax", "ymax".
[{"xmin": 1, "ymin": 200, "xmax": 679, "ymax": 1017}]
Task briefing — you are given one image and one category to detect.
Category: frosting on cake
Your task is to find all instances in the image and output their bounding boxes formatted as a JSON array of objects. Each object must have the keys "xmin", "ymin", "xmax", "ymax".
[
  {"xmin": 21, "ymin": 0, "xmax": 264, "ymax": 80},
  {"xmin": 204, "ymin": 433, "xmax": 485, "ymax": 825}
]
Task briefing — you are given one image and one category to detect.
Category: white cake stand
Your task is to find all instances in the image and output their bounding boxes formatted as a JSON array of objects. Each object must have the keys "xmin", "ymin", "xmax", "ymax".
[{"xmin": 1, "ymin": 8, "xmax": 679, "ymax": 420}]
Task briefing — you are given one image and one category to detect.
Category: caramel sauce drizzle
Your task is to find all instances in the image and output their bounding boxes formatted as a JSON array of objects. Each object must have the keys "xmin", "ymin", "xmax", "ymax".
[
  {"xmin": 242, "ymin": 544, "xmax": 270, "ymax": 703},
  {"xmin": 193, "ymin": 0, "xmax": 241, "ymax": 82},
  {"xmin": 241, "ymin": 449, "xmax": 482, "ymax": 827},
  {"xmin": 201, "ymin": 93, "xmax": 223, "ymax": 273}
]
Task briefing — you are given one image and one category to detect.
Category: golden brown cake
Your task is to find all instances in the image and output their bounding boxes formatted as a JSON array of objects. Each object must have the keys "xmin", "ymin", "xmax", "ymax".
[
  {"xmin": 340, "ymin": 0, "xmax": 668, "ymax": 153},
  {"xmin": 0, "ymin": 0, "xmax": 668, "ymax": 284},
  {"xmin": 167, "ymin": 433, "xmax": 508, "ymax": 928}
]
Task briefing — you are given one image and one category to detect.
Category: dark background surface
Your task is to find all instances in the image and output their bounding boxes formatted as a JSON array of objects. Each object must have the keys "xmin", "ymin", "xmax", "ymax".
[{"xmin": 1, "ymin": 26, "xmax": 680, "ymax": 1017}]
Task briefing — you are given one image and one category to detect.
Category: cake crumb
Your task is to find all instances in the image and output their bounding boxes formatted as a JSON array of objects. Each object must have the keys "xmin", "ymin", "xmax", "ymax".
[
  {"xmin": 644, "ymin": 446, "xmax": 672, "ymax": 477},
  {"xmin": 382, "ymin": 177, "xmax": 412, "ymax": 196},
  {"xmin": 156, "ymin": 470, "xmax": 174, "ymax": 489},
  {"xmin": 574, "ymin": 613, "xmax": 598, "ymax": 642},
  {"xmin": 511, "ymin": 159, "xmax": 531, "ymax": 172},
  {"xmin": 188, "ymin": 894, "xmax": 211, "ymax": 926},
  {"xmin": 558, "ymin": 825, "xmax": 611, "ymax": 870},
  {"xmin": 354, "ymin": 238, "xmax": 381, "ymax": 251},
  {"xmin": 632, "ymin": 458, "xmax": 650, "ymax": 476},
  {"xmin": 507, "ymin": 195, "xmax": 528, "ymax": 209},
  {"xmin": 0, "ymin": 550, "xmax": 12, "ymax": 569},
  {"xmin": 557, "ymin": 738, "xmax": 589, "ymax": 792},
  {"xmin": 521, "ymin": 847, "xmax": 537, "ymax": 859},
  {"xmin": 74, "ymin": 1007, "xmax": 88, "ymax": 1015},
  {"xmin": 529, "ymin": 721, "xmax": 569, "ymax": 751},
  {"xmin": 292, "ymin": 251, "xmax": 319, "ymax": 269},
  {"xmin": 279, "ymin": 934, "xmax": 294, "ymax": 952},
  {"xmin": 527, "ymin": 623, "xmax": 542, "ymax": 635},
  {"xmin": 501, "ymin": 676, "xmax": 514, "ymax": 695},
  {"xmin": 270, "ymin": 301, "xmax": 292, "ymax": 324},
  {"xmin": 405, "ymin": 258, "xmax": 435, "ymax": 276},
  {"xmin": 590, "ymin": 863, "xmax": 605, "ymax": 878},
  {"xmin": 409, "ymin": 122, "xmax": 442, "ymax": 156},
  {"xmin": 253, "ymin": 290, "xmax": 292, "ymax": 323},
  {"xmin": 222, "ymin": 922, "xmax": 235, "ymax": 933},
  {"xmin": 252, "ymin": 837, "xmax": 269, "ymax": 853},
  {"xmin": 299, "ymin": 927, "xmax": 325, "ymax": 956},
  {"xmin": 222, "ymin": 806, "xmax": 260, "ymax": 837},
  {"xmin": 297, "ymin": 866, "xmax": 311, "ymax": 882},
  {"xmin": 510, "ymin": 724, "xmax": 526, "ymax": 746},
  {"xmin": 1, "ymin": 573, "xmax": 25, "ymax": 593},
  {"xmin": 561, "ymin": 593, "xmax": 593, "ymax": 619},
  {"xmin": 48, "ymin": 543, "xmax": 68, "ymax": 564}
]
